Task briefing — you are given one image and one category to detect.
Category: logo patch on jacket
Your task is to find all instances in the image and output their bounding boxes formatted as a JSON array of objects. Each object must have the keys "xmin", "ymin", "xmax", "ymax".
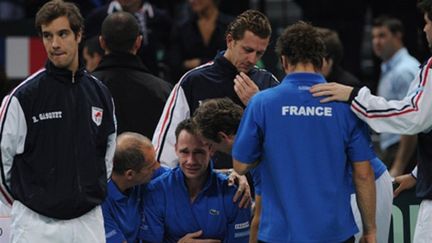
[
  {"xmin": 209, "ymin": 209, "xmax": 220, "ymax": 215},
  {"xmin": 92, "ymin": 106, "xmax": 103, "ymax": 126}
]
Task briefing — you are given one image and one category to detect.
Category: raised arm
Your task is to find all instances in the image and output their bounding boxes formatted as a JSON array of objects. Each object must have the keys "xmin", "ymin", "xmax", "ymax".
[{"xmin": 311, "ymin": 59, "xmax": 432, "ymax": 135}]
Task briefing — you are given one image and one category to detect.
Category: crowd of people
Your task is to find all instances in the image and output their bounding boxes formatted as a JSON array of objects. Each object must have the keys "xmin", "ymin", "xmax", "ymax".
[{"xmin": 1, "ymin": 0, "xmax": 432, "ymax": 242}]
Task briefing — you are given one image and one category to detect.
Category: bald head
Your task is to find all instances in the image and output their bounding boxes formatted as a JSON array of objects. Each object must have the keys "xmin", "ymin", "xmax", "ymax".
[
  {"xmin": 101, "ymin": 11, "xmax": 140, "ymax": 53},
  {"xmin": 113, "ymin": 132, "xmax": 156, "ymax": 174}
]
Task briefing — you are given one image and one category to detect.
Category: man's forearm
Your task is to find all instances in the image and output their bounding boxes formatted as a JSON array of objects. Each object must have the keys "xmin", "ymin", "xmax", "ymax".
[
  {"xmin": 391, "ymin": 135, "xmax": 417, "ymax": 176},
  {"xmin": 353, "ymin": 163, "xmax": 376, "ymax": 234},
  {"xmin": 233, "ymin": 159, "xmax": 258, "ymax": 175}
]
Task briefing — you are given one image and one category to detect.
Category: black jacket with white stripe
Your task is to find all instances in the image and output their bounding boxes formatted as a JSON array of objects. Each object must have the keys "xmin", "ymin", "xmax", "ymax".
[
  {"xmin": 0, "ymin": 61, "xmax": 116, "ymax": 219},
  {"xmin": 152, "ymin": 54, "xmax": 279, "ymax": 168}
]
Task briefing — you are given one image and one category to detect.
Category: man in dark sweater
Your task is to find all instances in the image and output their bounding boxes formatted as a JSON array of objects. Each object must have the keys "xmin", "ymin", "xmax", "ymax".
[{"xmin": 93, "ymin": 11, "xmax": 172, "ymax": 139}]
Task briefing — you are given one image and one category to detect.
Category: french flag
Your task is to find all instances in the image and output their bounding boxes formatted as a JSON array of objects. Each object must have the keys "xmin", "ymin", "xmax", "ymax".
[{"xmin": 0, "ymin": 36, "xmax": 47, "ymax": 80}]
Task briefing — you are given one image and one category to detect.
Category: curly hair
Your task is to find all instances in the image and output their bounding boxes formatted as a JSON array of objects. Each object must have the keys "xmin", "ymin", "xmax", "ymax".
[
  {"xmin": 35, "ymin": 0, "xmax": 84, "ymax": 36},
  {"xmin": 192, "ymin": 98, "xmax": 243, "ymax": 143},
  {"xmin": 275, "ymin": 21, "xmax": 325, "ymax": 69},
  {"xmin": 225, "ymin": 9, "xmax": 272, "ymax": 40}
]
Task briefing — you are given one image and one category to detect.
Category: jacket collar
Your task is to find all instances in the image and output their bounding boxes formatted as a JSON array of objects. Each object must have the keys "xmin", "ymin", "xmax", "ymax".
[
  {"xmin": 107, "ymin": 179, "xmax": 127, "ymax": 201},
  {"xmin": 213, "ymin": 51, "xmax": 240, "ymax": 77},
  {"xmin": 174, "ymin": 162, "xmax": 216, "ymax": 196},
  {"xmin": 95, "ymin": 52, "xmax": 150, "ymax": 73},
  {"xmin": 282, "ymin": 72, "xmax": 326, "ymax": 85},
  {"xmin": 45, "ymin": 60, "xmax": 86, "ymax": 84}
]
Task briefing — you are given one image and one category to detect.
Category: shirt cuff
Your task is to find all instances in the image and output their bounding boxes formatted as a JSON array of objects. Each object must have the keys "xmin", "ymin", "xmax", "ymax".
[
  {"xmin": 348, "ymin": 86, "xmax": 361, "ymax": 104},
  {"xmin": 411, "ymin": 166, "xmax": 418, "ymax": 179}
]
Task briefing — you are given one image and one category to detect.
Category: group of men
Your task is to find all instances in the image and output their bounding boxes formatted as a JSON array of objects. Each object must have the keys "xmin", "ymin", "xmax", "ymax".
[{"xmin": 2, "ymin": 0, "xmax": 432, "ymax": 242}]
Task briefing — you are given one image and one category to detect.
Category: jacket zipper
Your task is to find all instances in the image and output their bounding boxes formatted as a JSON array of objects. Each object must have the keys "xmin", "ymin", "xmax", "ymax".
[{"xmin": 71, "ymin": 73, "xmax": 81, "ymax": 194}]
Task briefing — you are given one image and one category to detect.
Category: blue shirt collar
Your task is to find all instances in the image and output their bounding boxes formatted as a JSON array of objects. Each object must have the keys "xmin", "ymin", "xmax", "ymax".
[
  {"xmin": 174, "ymin": 162, "xmax": 216, "ymax": 196},
  {"xmin": 282, "ymin": 72, "xmax": 327, "ymax": 85},
  {"xmin": 107, "ymin": 179, "xmax": 127, "ymax": 201}
]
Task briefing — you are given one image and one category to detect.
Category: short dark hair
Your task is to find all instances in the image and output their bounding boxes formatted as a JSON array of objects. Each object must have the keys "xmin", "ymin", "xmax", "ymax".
[
  {"xmin": 101, "ymin": 11, "xmax": 140, "ymax": 53},
  {"xmin": 225, "ymin": 9, "xmax": 272, "ymax": 40},
  {"xmin": 419, "ymin": 0, "xmax": 432, "ymax": 21},
  {"xmin": 175, "ymin": 119, "xmax": 196, "ymax": 142},
  {"xmin": 113, "ymin": 132, "xmax": 150, "ymax": 174},
  {"xmin": 275, "ymin": 21, "xmax": 325, "ymax": 69},
  {"xmin": 372, "ymin": 15, "xmax": 404, "ymax": 37},
  {"xmin": 35, "ymin": 0, "xmax": 83, "ymax": 36},
  {"xmin": 192, "ymin": 98, "xmax": 243, "ymax": 143},
  {"xmin": 84, "ymin": 36, "xmax": 104, "ymax": 57},
  {"xmin": 316, "ymin": 27, "xmax": 344, "ymax": 65}
]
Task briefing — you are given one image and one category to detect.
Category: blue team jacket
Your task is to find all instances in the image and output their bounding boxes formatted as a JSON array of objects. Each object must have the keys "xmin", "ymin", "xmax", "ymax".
[{"xmin": 140, "ymin": 166, "xmax": 251, "ymax": 243}]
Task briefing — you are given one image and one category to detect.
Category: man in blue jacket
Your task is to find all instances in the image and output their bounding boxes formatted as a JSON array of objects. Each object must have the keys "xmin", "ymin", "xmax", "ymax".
[
  {"xmin": 233, "ymin": 22, "xmax": 377, "ymax": 243},
  {"xmin": 102, "ymin": 132, "xmax": 169, "ymax": 243},
  {"xmin": 140, "ymin": 119, "xmax": 250, "ymax": 243}
]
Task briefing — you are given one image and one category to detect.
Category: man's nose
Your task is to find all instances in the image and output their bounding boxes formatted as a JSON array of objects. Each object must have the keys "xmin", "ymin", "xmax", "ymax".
[
  {"xmin": 52, "ymin": 35, "xmax": 60, "ymax": 49},
  {"xmin": 247, "ymin": 52, "xmax": 258, "ymax": 64}
]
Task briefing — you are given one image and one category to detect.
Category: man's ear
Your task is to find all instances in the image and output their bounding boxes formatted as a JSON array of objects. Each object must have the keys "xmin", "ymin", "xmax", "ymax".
[
  {"xmin": 208, "ymin": 143, "xmax": 215, "ymax": 156},
  {"xmin": 125, "ymin": 169, "xmax": 135, "ymax": 180},
  {"xmin": 132, "ymin": 35, "xmax": 143, "ymax": 53},
  {"xmin": 218, "ymin": 131, "xmax": 231, "ymax": 143},
  {"xmin": 280, "ymin": 56, "xmax": 288, "ymax": 70},
  {"xmin": 99, "ymin": 36, "xmax": 108, "ymax": 53},
  {"xmin": 226, "ymin": 34, "xmax": 234, "ymax": 49},
  {"xmin": 76, "ymin": 31, "xmax": 82, "ymax": 44}
]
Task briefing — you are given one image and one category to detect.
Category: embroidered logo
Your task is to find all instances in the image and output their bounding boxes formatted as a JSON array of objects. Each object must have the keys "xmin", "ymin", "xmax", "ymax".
[
  {"xmin": 32, "ymin": 111, "xmax": 62, "ymax": 123},
  {"xmin": 209, "ymin": 209, "xmax": 220, "ymax": 216},
  {"xmin": 234, "ymin": 221, "xmax": 250, "ymax": 230},
  {"xmin": 92, "ymin": 106, "xmax": 103, "ymax": 126}
]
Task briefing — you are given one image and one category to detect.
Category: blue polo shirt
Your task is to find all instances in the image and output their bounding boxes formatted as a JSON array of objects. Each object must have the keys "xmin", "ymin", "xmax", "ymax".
[
  {"xmin": 140, "ymin": 166, "xmax": 251, "ymax": 243},
  {"xmin": 102, "ymin": 166, "xmax": 170, "ymax": 243},
  {"xmin": 233, "ymin": 73, "xmax": 375, "ymax": 243},
  {"xmin": 370, "ymin": 157, "xmax": 387, "ymax": 179}
]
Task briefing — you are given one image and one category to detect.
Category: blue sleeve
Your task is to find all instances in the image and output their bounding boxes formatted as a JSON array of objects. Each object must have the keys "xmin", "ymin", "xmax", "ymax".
[
  {"xmin": 223, "ymin": 182, "xmax": 251, "ymax": 243},
  {"xmin": 101, "ymin": 200, "xmax": 127, "ymax": 243},
  {"xmin": 250, "ymin": 166, "xmax": 261, "ymax": 196},
  {"xmin": 139, "ymin": 184, "xmax": 165, "ymax": 243},
  {"xmin": 232, "ymin": 97, "xmax": 263, "ymax": 164},
  {"xmin": 346, "ymin": 115, "xmax": 375, "ymax": 163}
]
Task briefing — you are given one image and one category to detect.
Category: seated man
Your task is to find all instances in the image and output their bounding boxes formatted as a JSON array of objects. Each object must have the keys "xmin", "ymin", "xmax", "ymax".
[
  {"xmin": 140, "ymin": 119, "xmax": 251, "ymax": 243},
  {"xmin": 102, "ymin": 132, "xmax": 169, "ymax": 243},
  {"xmin": 192, "ymin": 97, "xmax": 262, "ymax": 242}
]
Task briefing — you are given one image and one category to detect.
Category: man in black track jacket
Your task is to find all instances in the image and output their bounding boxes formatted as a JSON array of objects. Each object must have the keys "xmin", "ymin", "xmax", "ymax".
[
  {"xmin": 93, "ymin": 11, "xmax": 172, "ymax": 139},
  {"xmin": 152, "ymin": 10, "xmax": 279, "ymax": 168},
  {"xmin": 0, "ymin": 1, "xmax": 116, "ymax": 242}
]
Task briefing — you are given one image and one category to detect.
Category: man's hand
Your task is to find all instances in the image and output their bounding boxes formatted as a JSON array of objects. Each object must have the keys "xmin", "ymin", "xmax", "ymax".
[
  {"xmin": 234, "ymin": 72, "xmax": 259, "ymax": 105},
  {"xmin": 393, "ymin": 173, "xmax": 416, "ymax": 197},
  {"xmin": 228, "ymin": 170, "xmax": 251, "ymax": 208},
  {"xmin": 177, "ymin": 230, "xmax": 221, "ymax": 243},
  {"xmin": 309, "ymin": 82, "xmax": 353, "ymax": 103},
  {"xmin": 360, "ymin": 231, "xmax": 376, "ymax": 243}
]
